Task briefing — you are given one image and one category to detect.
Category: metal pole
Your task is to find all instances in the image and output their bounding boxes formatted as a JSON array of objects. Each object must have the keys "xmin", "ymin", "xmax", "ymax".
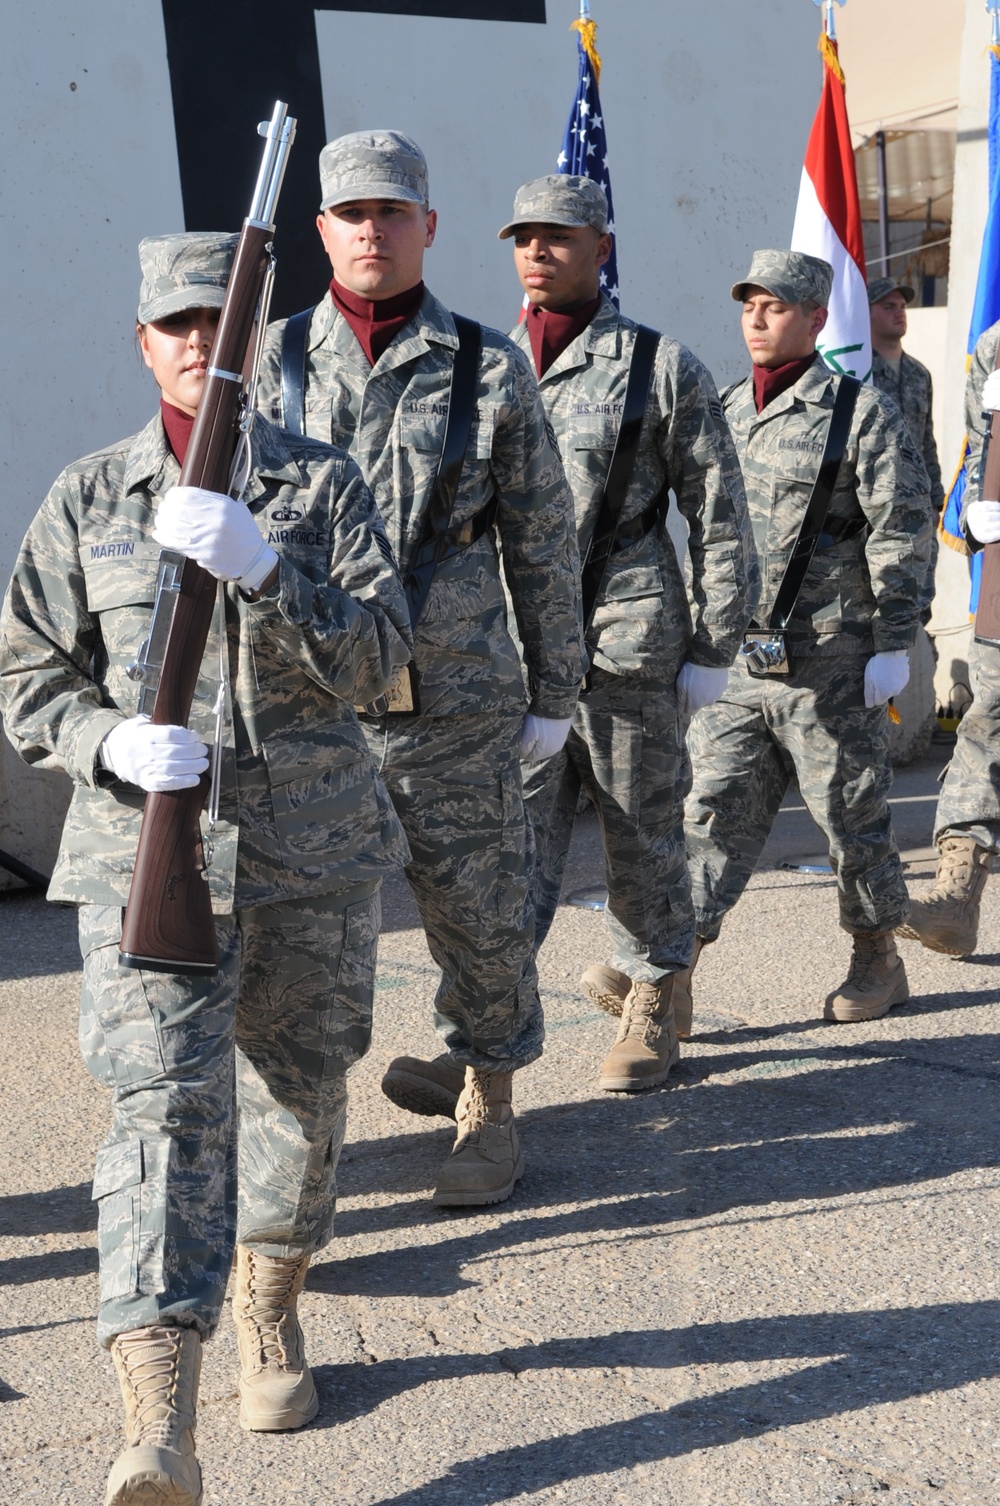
[
  {"xmin": 580, "ymin": 0, "xmax": 591, "ymax": 16},
  {"xmin": 875, "ymin": 130, "xmax": 890, "ymax": 276}
]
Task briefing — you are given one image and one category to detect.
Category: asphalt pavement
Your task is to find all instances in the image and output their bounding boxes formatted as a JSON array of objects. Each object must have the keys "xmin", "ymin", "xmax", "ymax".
[{"xmin": 1, "ymin": 739, "xmax": 998, "ymax": 1506}]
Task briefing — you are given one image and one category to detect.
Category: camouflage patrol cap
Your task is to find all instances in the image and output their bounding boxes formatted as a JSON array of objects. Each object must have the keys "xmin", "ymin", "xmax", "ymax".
[
  {"xmin": 137, "ymin": 232, "xmax": 237, "ymax": 323},
  {"xmin": 497, "ymin": 175, "xmax": 610, "ymax": 239},
  {"xmin": 867, "ymin": 275, "xmax": 915, "ymax": 305},
  {"xmin": 731, "ymin": 249, "xmax": 833, "ymax": 307},
  {"xmin": 319, "ymin": 130, "xmax": 428, "ymax": 211}
]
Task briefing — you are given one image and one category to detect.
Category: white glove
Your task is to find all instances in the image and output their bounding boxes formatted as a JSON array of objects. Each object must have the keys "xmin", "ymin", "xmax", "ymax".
[
  {"xmin": 675, "ymin": 661, "xmax": 730, "ymax": 717},
  {"xmin": 966, "ymin": 499, "xmax": 1000, "ymax": 545},
  {"xmin": 153, "ymin": 485, "xmax": 278, "ymax": 592},
  {"xmin": 864, "ymin": 650, "xmax": 910, "ymax": 708},
  {"xmin": 100, "ymin": 715, "xmax": 209, "ymax": 792},
  {"xmin": 982, "ymin": 369, "xmax": 1000, "ymax": 412},
  {"xmin": 519, "ymin": 713, "xmax": 573, "ymax": 763}
]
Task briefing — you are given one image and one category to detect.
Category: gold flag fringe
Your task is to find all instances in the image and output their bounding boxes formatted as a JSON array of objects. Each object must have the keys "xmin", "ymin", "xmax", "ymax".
[
  {"xmin": 940, "ymin": 438, "xmax": 973, "ymax": 556},
  {"xmin": 818, "ymin": 30, "xmax": 846, "ymax": 86},
  {"xmin": 570, "ymin": 17, "xmax": 602, "ymax": 87}
]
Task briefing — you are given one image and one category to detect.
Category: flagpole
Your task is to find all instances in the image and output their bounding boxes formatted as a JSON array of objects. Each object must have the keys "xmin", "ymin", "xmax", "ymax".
[
  {"xmin": 991, "ymin": 1, "xmax": 1000, "ymax": 51},
  {"xmin": 813, "ymin": 0, "xmax": 845, "ymax": 42}
]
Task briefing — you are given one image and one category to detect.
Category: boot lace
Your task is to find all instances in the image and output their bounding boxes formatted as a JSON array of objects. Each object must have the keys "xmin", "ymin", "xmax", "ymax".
[
  {"xmin": 618, "ymin": 982, "xmax": 662, "ymax": 1040},
  {"xmin": 845, "ymin": 934, "xmax": 882, "ymax": 987},
  {"xmin": 937, "ymin": 837, "xmax": 977, "ymax": 887},
  {"xmin": 117, "ymin": 1325, "xmax": 190, "ymax": 1447},
  {"xmin": 457, "ymin": 1070, "xmax": 491, "ymax": 1134},
  {"xmin": 237, "ymin": 1251, "xmax": 306, "ymax": 1367}
]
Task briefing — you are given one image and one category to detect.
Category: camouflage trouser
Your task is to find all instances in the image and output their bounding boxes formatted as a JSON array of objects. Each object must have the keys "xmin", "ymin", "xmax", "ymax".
[
  {"xmin": 362, "ymin": 711, "xmax": 543, "ymax": 1071},
  {"xmin": 522, "ymin": 669, "xmax": 694, "ymax": 981},
  {"xmin": 685, "ymin": 653, "xmax": 909, "ymax": 938},
  {"xmin": 79, "ymin": 883, "xmax": 380, "ymax": 1347},
  {"xmin": 936, "ymin": 633, "xmax": 1000, "ymax": 851}
]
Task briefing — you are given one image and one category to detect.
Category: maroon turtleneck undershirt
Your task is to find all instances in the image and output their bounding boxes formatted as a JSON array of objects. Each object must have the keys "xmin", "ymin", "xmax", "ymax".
[
  {"xmin": 526, "ymin": 295, "xmax": 602, "ymax": 379},
  {"xmin": 752, "ymin": 352, "xmax": 816, "ymax": 414},
  {"xmin": 161, "ymin": 399, "xmax": 195, "ymax": 464},
  {"xmin": 331, "ymin": 277, "xmax": 425, "ymax": 366}
]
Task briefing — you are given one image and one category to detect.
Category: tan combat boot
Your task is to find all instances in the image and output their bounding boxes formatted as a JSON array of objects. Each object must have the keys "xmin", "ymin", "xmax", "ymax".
[
  {"xmin": 380, "ymin": 1053, "xmax": 466, "ymax": 1119},
  {"xmin": 432, "ymin": 1068, "xmax": 523, "ymax": 1208},
  {"xmin": 598, "ymin": 978, "xmax": 680, "ymax": 1091},
  {"xmin": 895, "ymin": 835, "xmax": 993, "ymax": 956},
  {"xmin": 105, "ymin": 1324, "xmax": 202, "ymax": 1506},
  {"xmin": 233, "ymin": 1247, "xmax": 318, "ymax": 1432},
  {"xmin": 823, "ymin": 931, "xmax": 909, "ymax": 1022},
  {"xmin": 581, "ymin": 940, "xmax": 704, "ymax": 1040}
]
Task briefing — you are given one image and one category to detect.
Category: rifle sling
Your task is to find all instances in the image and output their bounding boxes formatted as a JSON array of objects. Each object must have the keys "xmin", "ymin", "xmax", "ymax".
[
  {"xmin": 579, "ymin": 324, "xmax": 660, "ymax": 634},
  {"xmin": 280, "ymin": 306, "xmax": 313, "ymax": 437},
  {"xmin": 403, "ymin": 315, "xmax": 482, "ymax": 630},
  {"xmin": 765, "ymin": 373, "xmax": 861, "ymax": 632},
  {"xmin": 281, "ymin": 308, "xmax": 483, "ymax": 631}
]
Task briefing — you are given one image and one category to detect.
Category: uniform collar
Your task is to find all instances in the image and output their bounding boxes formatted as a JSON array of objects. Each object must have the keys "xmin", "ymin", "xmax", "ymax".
[
  {"xmin": 123, "ymin": 411, "xmax": 307, "ymax": 505},
  {"xmin": 748, "ymin": 351, "xmax": 834, "ymax": 419},
  {"xmin": 311, "ymin": 284, "xmax": 461, "ymax": 373},
  {"xmin": 524, "ymin": 293, "xmax": 626, "ymax": 382}
]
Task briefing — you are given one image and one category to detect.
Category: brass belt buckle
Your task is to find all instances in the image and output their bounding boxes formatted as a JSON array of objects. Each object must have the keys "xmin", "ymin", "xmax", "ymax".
[{"xmin": 355, "ymin": 662, "xmax": 419, "ymax": 717}]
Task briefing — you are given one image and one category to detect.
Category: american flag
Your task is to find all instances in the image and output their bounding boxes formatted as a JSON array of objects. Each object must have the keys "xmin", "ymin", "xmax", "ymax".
[{"xmin": 557, "ymin": 22, "xmax": 619, "ymax": 307}]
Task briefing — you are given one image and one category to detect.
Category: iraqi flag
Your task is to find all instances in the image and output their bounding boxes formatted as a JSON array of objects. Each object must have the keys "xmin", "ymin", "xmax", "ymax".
[{"xmin": 791, "ymin": 32, "xmax": 871, "ymax": 381}]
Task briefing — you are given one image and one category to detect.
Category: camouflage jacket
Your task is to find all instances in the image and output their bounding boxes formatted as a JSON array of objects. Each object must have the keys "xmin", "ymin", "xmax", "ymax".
[
  {"xmin": 510, "ymin": 295, "xmax": 757, "ymax": 676},
  {"xmin": 871, "ymin": 349, "xmax": 944, "ymax": 512},
  {"xmin": 257, "ymin": 288, "xmax": 585, "ymax": 719},
  {"xmin": 723, "ymin": 354, "xmax": 931, "ymax": 657},
  {"xmin": 0, "ymin": 413, "xmax": 412, "ymax": 911},
  {"xmin": 965, "ymin": 319, "xmax": 1000, "ymax": 542}
]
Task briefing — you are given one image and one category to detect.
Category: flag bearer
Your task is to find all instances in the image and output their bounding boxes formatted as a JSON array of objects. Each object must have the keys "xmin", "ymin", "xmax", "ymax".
[
  {"xmin": 685, "ymin": 250, "xmax": 932, "ymax": 1024},
  {"xmin": 897, "ymin": 321, "xmax": 1000, "ymax": 955},
  {"xmin": 502, "ymin": 173, "xmax": 755, "ymax": 1090}
]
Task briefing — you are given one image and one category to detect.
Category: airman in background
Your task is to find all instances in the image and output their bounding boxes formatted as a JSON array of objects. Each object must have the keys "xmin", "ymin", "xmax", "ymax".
[{"xmin": 868, "ymin": 274, "xmax": 943, "ymax": 617}]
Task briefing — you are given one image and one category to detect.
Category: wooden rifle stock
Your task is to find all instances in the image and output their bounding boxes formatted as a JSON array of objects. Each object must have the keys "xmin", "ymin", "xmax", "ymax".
[
  {"xmin": 119, "ymin": 104, "xmax": 295, "ymax": 976},
  {"xmin": 974, "ymin": 347, "xmax": 1000, "ymax": 647}
]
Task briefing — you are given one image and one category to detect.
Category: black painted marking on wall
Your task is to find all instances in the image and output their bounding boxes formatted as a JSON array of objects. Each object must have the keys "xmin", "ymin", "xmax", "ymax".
[{"xmin": 161, "ymin": 1, "xmax": 545, "ymax": 318}]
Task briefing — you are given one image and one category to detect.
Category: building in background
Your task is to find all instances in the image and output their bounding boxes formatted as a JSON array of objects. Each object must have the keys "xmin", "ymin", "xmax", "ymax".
[{"xmin": 0, "ymin": 0, "xmax": 990, "ymax": 878}]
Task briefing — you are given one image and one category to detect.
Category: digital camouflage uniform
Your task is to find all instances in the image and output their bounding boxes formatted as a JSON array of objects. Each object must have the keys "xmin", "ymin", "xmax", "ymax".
[
  {"xmin": 870, "ymin": 350, "xmax": 943, "ymax": 514},
  {"xmin": 930, "ymin": 318, "xmax": 1000, "ymax": 852},
  {"xmin": 0, "ymin": 409, "xmax": 412, "ymax": 1344},
  {"xmin": 509, "ymin": 293, "xmax": 756, "ymax": 981},
  {"xmin": 256, "ymin": 288, "xmax": 584, "ymax": 1072},
  {"xmin": 686, "ymin": 260, "xmax": 931, "ymax": 941},
  {"xmin": 871, "ymin": 348, "xmax": 942, "ymax": 616}
]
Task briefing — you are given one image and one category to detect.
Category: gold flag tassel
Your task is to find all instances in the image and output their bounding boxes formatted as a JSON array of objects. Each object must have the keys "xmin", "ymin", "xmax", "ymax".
[
  {"xmin": 818, "ymin": 29, "xmax": 846, "ymax": 85},
  {"xmin": 571, "ymin": 17, "xmax": 602, "ymax": 86}
]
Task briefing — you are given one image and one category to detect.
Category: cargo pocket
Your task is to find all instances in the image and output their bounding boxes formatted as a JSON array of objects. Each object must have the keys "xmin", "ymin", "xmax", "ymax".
[
  {"xmin": 265, "ymin": 732, "xmax": 378, "ymax": 868},
  {"xmin": 91, "ymin": 1140, "xmax": 142, "ymax": 1302},
  {"xmin": 495, "ymin": 765, "xmax": 529, "ymax": 925},
  {"xmin": 324, "ymin": 891, "xmax": 380, "ymax": 1072},
  {"xmin": 79, "ymin": 907, "xmax": 166, "ymax": 1089}
]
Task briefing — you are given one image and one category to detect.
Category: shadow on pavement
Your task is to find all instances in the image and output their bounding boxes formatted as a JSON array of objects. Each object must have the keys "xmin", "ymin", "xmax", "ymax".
[
  {"xmin": 310, "ymin": 1301, "xmax": 1000, "ymax": 1500},
  {"xmin": 322, "ymin": 1030, "xmax": 1000, "ymax": 1297},
  {"xmin": 0, "ymin": 1182, "xmax": 95, "ymax": 1237}
]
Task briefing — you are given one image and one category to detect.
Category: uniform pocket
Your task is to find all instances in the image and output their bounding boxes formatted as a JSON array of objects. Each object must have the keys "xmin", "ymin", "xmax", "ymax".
[
  {"xmin": 79, "ymin": 907, "xmax": 167, "ymax": 1089},
  {"xmin": 91, "ymin": 1140, "xmax": 142, "ymax": 1301},
  {"xmin": 264, "ymin": 734, "xmax": 380, "ymax": 866}
]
